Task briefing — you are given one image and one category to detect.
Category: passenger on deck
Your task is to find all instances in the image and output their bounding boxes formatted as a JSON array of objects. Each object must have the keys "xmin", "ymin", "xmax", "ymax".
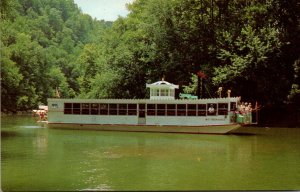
[
  {"xmin": 208, "ymin": 105, "xmax": 215, "ymax": 114},
  {"xmin": 245, "ymin": 103, "xmax": 252, "ymax": 113},
  {"xmin": 243, "ymin": 103, "xmax": 252, "ymax": 124},
  {"xmin": 40, "ymin": 112, "xmax": 45, "ymax": 121},
  {"xmin": 239, "ymin": 102, "xmax": 245, "ymax": 114},
  {"xmin": 249, "ymin": 103, "xmax": 252, "ymax": 113}
]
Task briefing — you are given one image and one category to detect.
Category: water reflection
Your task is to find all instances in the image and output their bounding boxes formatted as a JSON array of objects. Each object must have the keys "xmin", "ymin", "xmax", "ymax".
[
  {"xmin": 75, "ymin": 133, "xmax": 255, "ymax": 190},
  {"xmin": 19, "ymin": 125, "xmax": 44, "ymax": 129},
  {"xmin": 32, "ymin": 129, "xmax": 48, "ymax": 155}
]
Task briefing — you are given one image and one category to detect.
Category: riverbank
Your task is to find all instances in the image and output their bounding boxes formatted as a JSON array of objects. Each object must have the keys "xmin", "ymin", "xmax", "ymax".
[
  {"xmin": 259, "ymin": 106, "xmax": 300, "ymax": 128},
  {"xmin": 1, "ymin": 111, "xmax": 33, "ymax": 116}
]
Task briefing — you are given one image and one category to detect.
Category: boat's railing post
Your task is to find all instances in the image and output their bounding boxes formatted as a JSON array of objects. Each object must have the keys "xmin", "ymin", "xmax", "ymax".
[{"xmin": 250, "ymin": 101, "xmax": 259, "ymax": 125}]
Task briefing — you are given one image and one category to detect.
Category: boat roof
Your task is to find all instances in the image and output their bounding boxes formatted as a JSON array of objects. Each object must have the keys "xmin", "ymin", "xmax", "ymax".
[
  {"xmin": 48, "ymin": 97, "xmax": 241, "ymax": 104},
  {"xmin": 146, "ymin": 80, "xmax": 179, "ymax": 89},
  {"xmin": 39, "ymin": 105, "xmax": 48, "ymax": 110}
]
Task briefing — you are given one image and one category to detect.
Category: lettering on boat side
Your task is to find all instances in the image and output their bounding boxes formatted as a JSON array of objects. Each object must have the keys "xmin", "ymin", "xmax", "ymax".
[
  {"xmin": 205, "ymin": 118, "xmax": 225, "ymax": 121},
  {"xmin": 51, "ymin": 104, "xmax": 58, "ymax": 108}
]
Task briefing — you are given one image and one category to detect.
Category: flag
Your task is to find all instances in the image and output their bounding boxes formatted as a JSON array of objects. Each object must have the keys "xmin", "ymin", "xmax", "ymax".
[{"xmin": 197, "ymin": 71, "xmax": 206, "ymax": 79}]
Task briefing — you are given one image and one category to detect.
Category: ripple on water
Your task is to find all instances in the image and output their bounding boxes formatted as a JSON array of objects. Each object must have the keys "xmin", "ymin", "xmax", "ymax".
[{"xmin": 19, "ymin": 125, "xmax": 44, "ymax": 129}]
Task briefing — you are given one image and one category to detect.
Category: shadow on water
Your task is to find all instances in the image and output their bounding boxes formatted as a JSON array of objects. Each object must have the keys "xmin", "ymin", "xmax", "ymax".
[
  {"xmin": 229, "ymin": 132, "xmax": 258, "ymax": 136},
  {"xmin": 1, "ymin": 150, "xmax": 29, "ymax": 160},
  {"xmin": 1, "ymin": 130, "xmax": 20, "ymax": 138}
]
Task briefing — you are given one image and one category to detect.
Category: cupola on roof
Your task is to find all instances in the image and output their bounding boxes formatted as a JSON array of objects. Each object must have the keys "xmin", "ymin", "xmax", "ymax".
[
  {"xmin": 146, "ymin": 79, "xmax": 179, "ymax": 100},
  {"xmin": 146, "ymin": 80, "xmax": 179, "ymax": 89}
]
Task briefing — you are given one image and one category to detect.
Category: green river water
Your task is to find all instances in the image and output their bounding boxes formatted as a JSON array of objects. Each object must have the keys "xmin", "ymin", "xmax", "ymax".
[{"xmin": 1, "ymin": 116, "xmax": 300, "ymax": 191}]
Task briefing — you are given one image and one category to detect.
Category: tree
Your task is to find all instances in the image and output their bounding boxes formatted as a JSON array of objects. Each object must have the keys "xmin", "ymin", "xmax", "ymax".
[
  {"xmin": 0, "ymin": 42, "xmax": 23, "ymax": 112},
  {"xmin": 1, "ymin": 0, "xmax": 110, "ymax": 111}
]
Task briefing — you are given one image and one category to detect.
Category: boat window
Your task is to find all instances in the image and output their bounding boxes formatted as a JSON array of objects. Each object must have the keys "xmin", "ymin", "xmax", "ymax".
[
  {"xmin": 198, "ymin": 104, "xmax": 206, "ymax": 116},
  {"xmin": 230, "ymin": 102, "xmax": 237, "ymax": 111},
  {"xmin": 218, "ymin": 103, "xmax": 228, "ymax": 115},
  {"xmin": 119, "ymin": 104, "xmax": 127, "ymax": 115},
  {"xmin": 161, "ymin": 89, "xmax": 167, "ymax": 96},
  {"xmin": 157, "ymin": 104, "xmax": 166, "ymax": 116},
  {"xmin": 64, "ymin": 103, "xmax": 72, "ymax": 114},
  {"xmin": 109, "ymin": 104, "xmax": 118, "ymax": 115},
  {"xmin": 188, "ymin": 104, "xmax": 197, "ymax": 116},
  {"xmin": 177, "ymin": 104, "xmax": 186, "ymax": 116},
  {"xmin": 147, "ymin": 104, "xmax": 156, "ymax": 116},
  {"xmin": 91, "ymin": 103, "xmax": 99, "ymax": 115},
  {"xmin": 81, "ymin": 103, "xmax": 90, "ymax": 115},
  {"xmin": 139, "ymin": 104, "xmax": 145, "ymax": 117},
  {"xmin": 128, "ymin": 104, "xmax": 137, "ymax": 115},
  {"xmin": 139, "ymin": 104, "xmax": 145, "ymax": 110},
  {"xmin": 167, "ymin": 104, "xmax": 176, "ymax": 116},
  {"xmin": 207, "ymin": 103, "xmax": 217, "ymax": 116},
  {"xmin": 72, "ymin": 103, "xmax": 81, "ymax": 114},
  {"xmin": 171, "ymin": 89, "xmax": 175, "ymax": 97},
  {"xmin": 100, "ymin": 104, "xmax": 108, "ymax": 115}
]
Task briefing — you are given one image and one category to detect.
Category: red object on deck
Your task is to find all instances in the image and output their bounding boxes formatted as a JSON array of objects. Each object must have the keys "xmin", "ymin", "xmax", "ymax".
[{"xmin": 197, "ymin": 71, "xmax": 206, "ymax": 79}]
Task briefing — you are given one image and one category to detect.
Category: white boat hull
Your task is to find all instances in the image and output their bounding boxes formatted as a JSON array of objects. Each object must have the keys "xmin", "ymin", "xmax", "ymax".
[{"xmin": 45, "ymin": 122, "xmax": 241, "ymax": 134}]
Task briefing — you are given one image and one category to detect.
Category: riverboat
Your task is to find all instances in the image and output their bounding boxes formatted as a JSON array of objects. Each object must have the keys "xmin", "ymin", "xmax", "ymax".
[{"xmin": 42, "ymin": 80, "xmax": 252, "ymax": 134}]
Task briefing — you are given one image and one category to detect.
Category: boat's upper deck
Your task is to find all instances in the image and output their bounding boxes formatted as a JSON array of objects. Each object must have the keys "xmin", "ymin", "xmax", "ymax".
[
  {"xmin": 48, "ymin": 97, "xmax": 241, "ymax": 104},
  {"xmin": 47, "ymin": 79, "xmax": 241, "ymax": 118}
]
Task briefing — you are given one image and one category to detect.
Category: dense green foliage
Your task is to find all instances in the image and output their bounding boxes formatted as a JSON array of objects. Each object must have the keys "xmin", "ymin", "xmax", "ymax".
[
  {"xmin": 1, "ymin": 0, "xmax": 112, "ymax": 111},
  {"xmin": 1, "ymin": 0, "xmax": 299, "ymax": 112}
]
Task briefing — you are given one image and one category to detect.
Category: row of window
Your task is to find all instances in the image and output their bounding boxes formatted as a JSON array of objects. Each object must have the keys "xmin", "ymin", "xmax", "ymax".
[
  {"xmin": 64, "ymin": 103, "xmax": 138, "ymax": 115},
  {"xmin": 150, "ymin": 89, "xmax": 175, "ymax": 97},
  {"xmin": 63, "ymin": 103, "xmax": 236, "ymax": 116}
]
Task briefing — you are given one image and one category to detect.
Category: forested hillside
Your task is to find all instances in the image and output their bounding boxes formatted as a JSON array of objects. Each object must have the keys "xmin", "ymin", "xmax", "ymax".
[
  {"xmin": 1, "ymin": 0, "xmax": 300, "ymax": 113},
  {"xmin": 1, "ymin": 0, "xmax": 112, "ymax": 112}
]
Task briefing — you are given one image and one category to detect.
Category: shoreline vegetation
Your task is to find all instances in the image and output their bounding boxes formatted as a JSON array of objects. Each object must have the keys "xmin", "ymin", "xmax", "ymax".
[{"xmin": 1, "ymin": 0, "xmax": 299, "ymax": 126}]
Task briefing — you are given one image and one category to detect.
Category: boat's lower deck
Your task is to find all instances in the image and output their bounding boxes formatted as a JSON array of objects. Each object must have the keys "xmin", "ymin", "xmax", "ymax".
[{"xmin": 44, "ymin": 122, "xmax": 241, "ymax": 134}]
